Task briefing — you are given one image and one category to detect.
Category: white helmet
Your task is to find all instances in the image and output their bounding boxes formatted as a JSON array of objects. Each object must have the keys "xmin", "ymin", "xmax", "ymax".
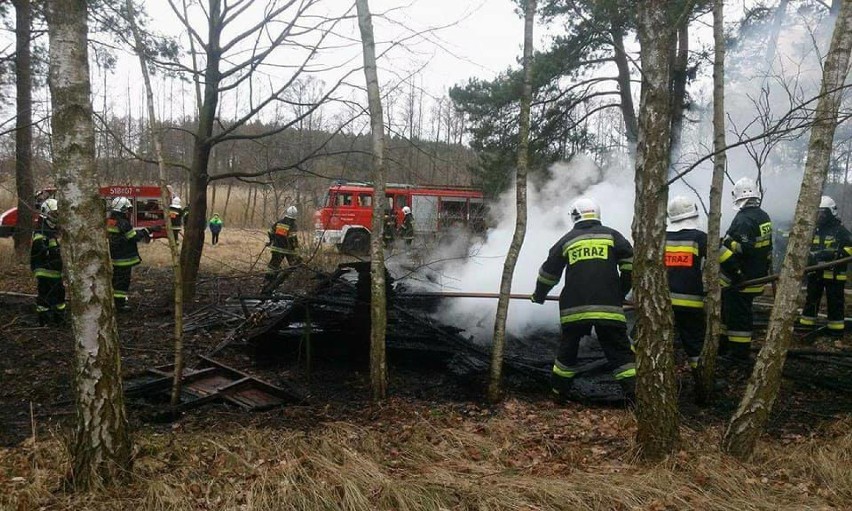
[
  {"xmin": 732, "ymin": 177, "xmax": 761, "ymax": 209},
  {"xmin": 285, "ymin": 205, "xmax": 298, "ymax": 218},
  {"xmin": 170, "ymin": 197, "xmax": 182, "ymax": 209},
  {"xmin": 667, "ymin": 196, "xmax": 699, "ymax": 222},
  {"xmin": 110, "ymin": 196, "xmax": 132, "ymax": 213},
  {"xmin": 40, "ymin": 198, "xmax": 59, "ymax": 227},
  {"xmin": 570, "ymin": 198, "xmax": 600, "ymax": 223},
  {"xmin": 820, "ymin": 195, "xmax": 837, "ymax": 217},
  {"xmin": 402, "ymin": 206, "xmax": 411, "ymax": 215}
]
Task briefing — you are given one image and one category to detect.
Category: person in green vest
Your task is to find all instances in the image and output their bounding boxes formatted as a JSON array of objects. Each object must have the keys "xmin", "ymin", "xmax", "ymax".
[{"xmin": 208, "ymin": 213, "xmax": 223, "ymax": 245}]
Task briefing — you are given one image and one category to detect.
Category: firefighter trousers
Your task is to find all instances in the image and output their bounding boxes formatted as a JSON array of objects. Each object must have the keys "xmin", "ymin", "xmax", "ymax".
[
  {"xmin": 673, "ymin": 306, "xmax": 705, "ymax": 366},
  {"xmin": 801, "ymin": 275, "xmax": 845, "ymax": 332},
  {"xmin": 36, "ymin": 276, "xmax": 66, "ymax": 324},
  {"xmin": 112, "ymin": 265, "xmax": 133, "ymax": 305},
  {"xmin": 720, "ymin": 288, "xmax": 757, "ymax": 358},
  {"xmin": 552, "ymin": 321, "xmax": 635, "ymax": 396}
]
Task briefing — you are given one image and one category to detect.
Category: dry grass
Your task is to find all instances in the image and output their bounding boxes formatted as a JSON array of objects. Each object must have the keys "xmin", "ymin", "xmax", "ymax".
[{"xmin": 2, "ymin": 401, "xmax": 850, "ymax": 510}]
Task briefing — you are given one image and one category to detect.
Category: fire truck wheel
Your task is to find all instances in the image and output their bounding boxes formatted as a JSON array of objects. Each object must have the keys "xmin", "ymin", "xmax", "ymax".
[{"xmin": 341, "ymin": 230, "xmax": 370, "ymax": 256}]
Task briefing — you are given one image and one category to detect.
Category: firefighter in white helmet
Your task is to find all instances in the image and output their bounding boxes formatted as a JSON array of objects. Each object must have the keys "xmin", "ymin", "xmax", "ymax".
[
  {"xmin": 263, "ymin": 205, "xmax": 302, "ymax": 293},
  {"xmin": 664, "ymin": 196, "xmax": 707, "ymax": 371},
  {"xmin": 399, "ymin": 205, "xmax": 415, "ymax": 246},
  {"xmin": 168, "ymin": 196, "xmax": 183, "ymax": 240},
  {"xmin": 799, "ymin": 196, "xmax": 852, "ymax": 335},
  {"xmin": 530, "ymin": 197, "xmax": 636, "ymax": 401},
  {"xmin": 718, "ymin": 177, "xmax": 772, "ymax": 361},
  {"xmin": 107, "ymin": 196, "xmax": 152, "ymax": 310},
  {"xmin": 30, "ymin": 198, "xmax": 66, "ymax": 326}
]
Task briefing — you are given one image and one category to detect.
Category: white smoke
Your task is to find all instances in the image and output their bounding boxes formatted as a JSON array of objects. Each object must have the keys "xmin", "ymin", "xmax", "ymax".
[{"xmin": 414, "ymin": 154, "xmax": 635, "ymax": 342}]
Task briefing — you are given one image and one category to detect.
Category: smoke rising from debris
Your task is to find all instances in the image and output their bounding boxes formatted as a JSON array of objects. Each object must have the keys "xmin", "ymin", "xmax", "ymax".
[
  {"xmin": 414, "ymin": 154, "xmax": 636, "ymax": 342},
  {"xmin": 397, "ymin": 5, "xmax": 845, "ymax": 342}
]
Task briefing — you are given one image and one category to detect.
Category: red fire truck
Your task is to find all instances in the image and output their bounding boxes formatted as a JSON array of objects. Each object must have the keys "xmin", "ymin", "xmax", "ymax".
[
  {"xmin": 314, "ymin": 181, "xmax": 486, "ymax": 254},
  {"xmin": 0, "ymin": 185, "xmax": 169, "ymax": 238}
]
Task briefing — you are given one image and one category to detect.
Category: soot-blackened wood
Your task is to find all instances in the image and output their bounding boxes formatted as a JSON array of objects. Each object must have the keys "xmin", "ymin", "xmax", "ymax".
[
  {"xmin": 633, "ymin": 0, "xmax": 680, "ymax": 461},
  {"xmin": 723, "ymin": 0, "xmax": 852, "ymax": 460},
  {"xmin": 47, "ymin": 0, "xmax": 132, "ymax": 489}
]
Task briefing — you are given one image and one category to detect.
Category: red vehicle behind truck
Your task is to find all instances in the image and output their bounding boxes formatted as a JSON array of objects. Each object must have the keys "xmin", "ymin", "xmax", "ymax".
[
  {"xmin": 314, "ymin": 181, "xmax": 486, "ymax": 254},
  {"xmin": 0, "ymin": 185, "xmax": 169, "ymax": 238}
]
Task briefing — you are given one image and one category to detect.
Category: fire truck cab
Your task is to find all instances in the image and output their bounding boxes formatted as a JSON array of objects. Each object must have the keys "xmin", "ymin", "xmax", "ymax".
[
  {"xmin": 0, "ymin": 185, "xmax": 169, "ymax": 238},
  {"xmin": 314, "ymin": 181, "xmax": 486, "ymax": 255}
]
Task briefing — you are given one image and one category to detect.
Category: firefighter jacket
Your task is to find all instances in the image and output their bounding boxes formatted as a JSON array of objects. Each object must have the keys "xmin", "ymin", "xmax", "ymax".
[
  {"xmin": 31, "ymin": 223, "xmax": 62, "ymax": 279},
  {"xmin": 720, "ymin": 205, "xmax": 772, "ymax": 293},
  {"xmin": 665, "ymin": 228, "xmax": 707, "ymax": 308},
  {"xmin": 382, "ymin": 213, "xmax": 396, "ymax": 242},
  {"xmin": 169, "ymin": 207, "xmax": 183, "ymax": 230},
  {"xmin": 400, "ymin": 213, "xmax": 415, "ymax": 240},
  {"xmin": 107, "ymin": 211, "xmax": 143, "ymax": 267},
  {"xmin": 534, "ymin": 220, "xmax": 633, "ymax": 324},
  {"xmin": 268, "ymin": 217, "xmax": 298, "ymax": 254},
  {"xmin": 809, "ymin": 216, "xmax": 852, "ymax": 280},
  {"xmin": 208, "ymin": 215, "xmax": 223, "ymax": 233}
]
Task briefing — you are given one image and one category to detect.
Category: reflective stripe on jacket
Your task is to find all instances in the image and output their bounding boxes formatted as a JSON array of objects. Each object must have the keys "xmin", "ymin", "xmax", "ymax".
[{"xmin": 534, "ymin": 220, "xmax": 633, "ymax": 324}]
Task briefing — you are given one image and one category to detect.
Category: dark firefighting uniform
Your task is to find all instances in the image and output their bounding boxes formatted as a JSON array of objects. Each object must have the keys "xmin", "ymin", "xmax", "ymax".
[
  {"xmin": 665, "ymin": 228, "xmax": 707, "ymax": 368},
  {"xmin": 267, "ymin": 216, "xmax": 301, "ymax": 280},
  {"xmin": 31, "ymin": 221, "xmax": 66, "ymax": 325},
  {"xmin": 719, "ymin": 204, "xmax": 772, "ymax": 356},
  {"xmin": 107, "ymin": 211, "xmax": 146, "ymax": 307},
  {"xmin": 400, "ymin": 213, "xmax": 415, "ymax": 246},
  {"xmin": 382, "ymin": 211, "xmax": 396, "ymax": 248},
  {"xmin": 168, "ymin": 206, "xmax": 183, "ymax": 239},
  {"xmin": 533, "ymin": 219, "xmax": 635, "ymax": 397},
  {"xmin": 800, "ymin": 215, "xmax": 852, "ymax": 333}
]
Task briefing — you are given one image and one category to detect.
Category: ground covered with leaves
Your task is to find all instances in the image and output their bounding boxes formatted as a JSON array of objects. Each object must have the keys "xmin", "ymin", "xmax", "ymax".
[{"xmin": 1, "ymin": 236, "xmax": 851, "ymax": 510}]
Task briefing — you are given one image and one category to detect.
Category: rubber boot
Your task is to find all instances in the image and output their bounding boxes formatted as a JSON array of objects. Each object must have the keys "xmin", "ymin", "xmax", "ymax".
[
  {"xmin": 619, "ymin": 377, "xmax": 636, "ymax": 405},
  {"xmin": 114, "ymin": 298, "xmax": 130, "ymax": 312},
  {"xmin": 550, "ymin": 373, "xmax": 573, "ymax": 404},
  {"xmin": 52, "ymin": 308, "xmax": 67, "ymax": 326}
]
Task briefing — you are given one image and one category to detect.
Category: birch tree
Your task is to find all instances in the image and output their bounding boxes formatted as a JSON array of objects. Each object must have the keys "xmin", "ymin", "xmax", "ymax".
[
  {"xmin": 632, "ymin": 0, "xmax": 681, "ymax": 460},
  {"xmin": 12, "ymin": 0, "xmax": 34, "ymax": 263},
  {"xmin": 695, "ymin": 0, "xmax": 727, "ymax": 404},
  {"xmin": 46, "ymin": 0, "xmax": 132, "ymax": 489},
  {"xmin": 125, "ymin": 0, "xmax": 186, "ymax": 406},
  {"xmin": 488, "ymin": 0, "xmax": 536, "ymax": 403},
  {"xmin": 355, "ymin": 0, "xmax": 388, "ymax": 401},
  {"xmin": 723, "ymin": 0, "xmax": 852, "ymax": 459}
]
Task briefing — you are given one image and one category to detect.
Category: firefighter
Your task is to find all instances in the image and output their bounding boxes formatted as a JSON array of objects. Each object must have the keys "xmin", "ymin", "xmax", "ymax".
[
  {"xmin": 107, "ymin": 196, "xmax": 151, "ymax": 311},
  {"xmin": 168, "ymin": 196, "xmax": 183, "ymax": 240},
  {"xmin": 208, "ymin": 213, "xmax": 223, "ymax": 245},
  {"xmin": 399, "ymin": 206, "xmax": 415, "ymax": 246},
  {"xmin": 31, "ymin": 199, "xmax": 66, "ymax": 326},
  {"xmin": 719, "ymin": 177, "xmax": 773, "ymax": 361},
  {"xmin": 799, "ymin": 196, "xmax": 852, "ymax": 335},
  {"xmin": 530, "ymin": 198, "xmax": 636, "ymax": 400},
  {"xmin": 665, "ymin": 196, "xmax": 707, "ymax": 370},
  {"xmin": 382, "ymin": 208, "xmax": 396, "ymax": 249},
  {"xmin": 265, "ymin": 206, "xmax": 301, "ymax": 288}
]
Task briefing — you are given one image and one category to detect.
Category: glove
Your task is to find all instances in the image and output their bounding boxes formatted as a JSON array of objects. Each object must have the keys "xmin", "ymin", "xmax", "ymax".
[
  {"xmin": 808, "ymin": 251, "xmax": 818, "ymax": 266},
  {"xmin": 530, "ymin": 293, "xmax": 546, "ymax": 304}
]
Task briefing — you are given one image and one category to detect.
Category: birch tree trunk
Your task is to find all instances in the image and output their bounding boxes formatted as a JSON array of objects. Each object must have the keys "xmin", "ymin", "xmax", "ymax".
[
  {"xmin": 696, "ymin": 0, "xmax": 727, "ymax": 404},
  {"xmin": 46, "ymin": 0, "xmax": 132, "ymax": 489},
  {"xmin": 723, "ymin": 0, "xmax": 852, "ymax": 459},
  {"xmin": 488, "ymin": 0, "xmax": 536, "ymax": 403},
  {"xmin": 356, "ymin": 0, "xmax": 388, "ymax": 401},
  {"xmin": 125, "ymin": 0, "xmax": 186, "ymax": 407},
  {"xmin": 12, "ymin": 0, "xmax": 34, "ymax": 264},
  {"xmin": 633, "ymin": 0, "xmax": 680, "ymax": 461}
]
